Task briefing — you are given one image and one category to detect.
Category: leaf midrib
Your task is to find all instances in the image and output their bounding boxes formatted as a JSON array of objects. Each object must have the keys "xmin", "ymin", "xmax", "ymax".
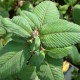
[
  {"xmin": 40, "ymin": 32, "xmax": 80, "ymax": 36},
  {"xmin": 41, "ymin": 3, "xmax": 50, "ymax": 26},
  {"xmin": 0, "ymin": 50, "xmax": 23, "ymax": 69}
]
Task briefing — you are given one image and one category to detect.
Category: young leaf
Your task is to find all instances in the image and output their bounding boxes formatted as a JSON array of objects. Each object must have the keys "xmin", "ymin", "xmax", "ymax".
[
  {"xmin": 0, "ymin": 41, "xmax": 31, "ymax": 79},
  {"xmin": 2, "ymin": 18, "xmax": 31, "ymax": 38},
  {"xmin": 40, "ymin": 19, "xmax": 80, "ymax": 48},
  {"xmin": 33, "ymin": 1, "xmax": 60, "ymax": 26},
  {"xmin": 72, "ymin": 5, "xmax": 80, "ymax": 25}
]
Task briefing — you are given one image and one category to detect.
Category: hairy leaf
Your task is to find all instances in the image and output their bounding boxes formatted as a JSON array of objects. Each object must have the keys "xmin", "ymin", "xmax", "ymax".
[
  {"xmin": 46, "ymin": 56, "xmax": 64, "ymax": 80},
  {"xmin": 12, "ymin": 16, "xmax": 32, "ymax": 34},
  {"xmin": 37, "ymin": 57, "xmax": 64, "ymax": 80},
  {"xmin": 40, "ymin": 19, "xmax": 80, "ymax": 48},
  {"xmin": 45, "ymin": 46, "xmax": 72, "ymax": 58},
  {"xmin": 2, "ymin": 18, "xmax": 31, "ymax": 38},
  {"xmin": 11, "ymin": 35, "xmax": 26, "ymax": 43},
  {"xmin": 33, "ymin": 1, "xmax": 60, "ymax": 26},
  {"xmin": 19, "ymin": 10, "xmax": 40, "ymax": 29},
  {"xmin": 0, "ymin": 41, "xmax": 31, "ymax": 79}
]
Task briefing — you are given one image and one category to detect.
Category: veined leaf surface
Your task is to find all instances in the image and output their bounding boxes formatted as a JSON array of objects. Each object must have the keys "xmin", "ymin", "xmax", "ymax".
[
  {"xmin": 19, "ymin": 10, "xmax": 40, "ymax": 29},
  {"xmin": 2, "ymin": 18, "xmax": 30, "ymax": 38},
  {"xmin": 0, "ymin": 41, "xmax": 31, "ymax": 79},
  {"xmin": 12, "ymin": 16, "xmax": 32, "ymax": 34},
  {"xmin": 45, "ymin": 46, "xmax": 72, "ymax": 58},
  {"xmin": 37, "ymin": 56, "xmax": 64, "ymax": 80},
  {"xmin": 40, "ymin": 19, "xmax": 80, "ymax": 48},
  {"xmin": 33, "ymin": 1, "xmax": 60, "ymax": 26}
]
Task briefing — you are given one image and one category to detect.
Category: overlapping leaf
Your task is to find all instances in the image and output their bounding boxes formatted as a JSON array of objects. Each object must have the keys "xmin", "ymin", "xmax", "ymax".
[
  {"xmin": 17, "ymin": 65, "xmax": 40, "ymax": 80},
  {"xmin": 64, "ymin": 0, "xmax": 77, "ymax": 5},
  {"xmin": 0, "ymin": 41, "xmax": 31, "ymax": 79},
  {"xmin": 45, "ymin": 46, "xmax": 72, "ymax": 58},
  {"xmin": 0, "ymin": 7, "xmax": 9, "ymax": 17},
  {"xmin": 1, "ymin": 18, "xmax": 31, "ymax": 38},
  {"xmin": 37, "ymin": 56, "xmax": 64, "ymax": 80},
  {"xmin": 12, "ymin": 16, "xmax": 32, "ymax": 34},
  {"xmin": 0, "ymin": 16, "xmax": 6, "ymax": 36},
  {"xmin": 72, "ymin": 5, "xmax": 80, "ymax": 25},
  {"xmin": 11, "ymin": 35, "xmax": 26, "ymax": 43},
  {"xmin": 29, "ymin": 50, "xmax": 45, "ymax": 66},
  {"xmin": 68, "ymin": 46, "xmax": 80, "ymax": 64},
  {"xmin": 0, "ymin": 39, "xmax": 3, "ymax": 50},
  {"xmin": 40, "ymin": 19, "xmax": 80, "ymax": 48},
  {"xmin": 33, "ymin": 1, "xmax": 60, "ymax": 26},
  {"xmin": 0, "ymin": 27, "xmax": 6, "ymax": 37},
  {"xmin": 19, "ymin": 10, "xmax": 40, "ymax": 29}
]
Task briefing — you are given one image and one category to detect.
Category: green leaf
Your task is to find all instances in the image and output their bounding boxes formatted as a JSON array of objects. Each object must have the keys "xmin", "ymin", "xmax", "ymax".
[
  {"xmin": 35, "ymin": 36, "xmax": 40, "ymax": 50},
  {"xmin": 37, "ymin": 57, "xmax": 64, "ymax": 80},
  {"xmin": 12, "ymin": 16, "xmax": 32, "ymax": 34},
  {"xmin": 0, "ymin": 7, "xmax": 9, "ymax": 17},
  {"xmin": 33, "ymin": 1, "xmax": 60, "ymax": 26},
  {"xmin": 19, "ymin": 10, "xmax": 40, "ymax": 29},
  {"xmin": 0, "ymin": 27, "xmax": 6, "ymax": 37},
  {"xmin": 0, "ymin": 17, "xmax": 6, "ymax": 36},
  {"xmin": 20, "ymin": 1, "xmax": 33, "ymax": 11},
  {"xmin": 68, "ymin": 46, "xmax": 80, "ymax": 64},
  {"xmin": 59, "ymin": 5, "xmax": 69, "ymax": 14},
  {"xmin": 45, "ymin": 46, "xmax": 72, "ymax": 58},
  {"xmin": 64, "ymin": 0, "xmax": 77, "ymax": 5},
  {"xmin": 11, "ymin": 35, "xmax": 26, "ymax": 43},
  {"xmin": 73, "ymin": 73, "xmax": 80, "ymax": 80},
  {"xmin": 0, "ymin": 39, "xmax": 3, "ymax": 50},
  {"xmin": 34, "ymin": 76, "xmax": 40, "ymax": 80},
  {"xmin": 29, "ymin": 50, "xmax": 45, "ymax": 66},
  {"xmin": 0, "ymin": 0, "xmax": 14, "ymax": 11},
  {"xmin": 1, "ymin": 18, "xmax": 31, "ymax": 38},
  {"xmin": 17, "ymin": 65, "xmax": 40, "ymax": 80},
  {"xmin": 37, "ymin": 62, "xmax": 55, "ymax": 80},
  {"xmin": 0, "ymin": 41, "xmax": 31, "ymax": 79},
  {"xmin": 40, "ymin": 19, "xmax": 80, "ymax": 48},
  {"xmin": 1, "ymin": 76, "xmax": 14, "ymax": 80},
  {"xmin": 72, "ymin": 5, "xmax": 80, "ymax": 25}
]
